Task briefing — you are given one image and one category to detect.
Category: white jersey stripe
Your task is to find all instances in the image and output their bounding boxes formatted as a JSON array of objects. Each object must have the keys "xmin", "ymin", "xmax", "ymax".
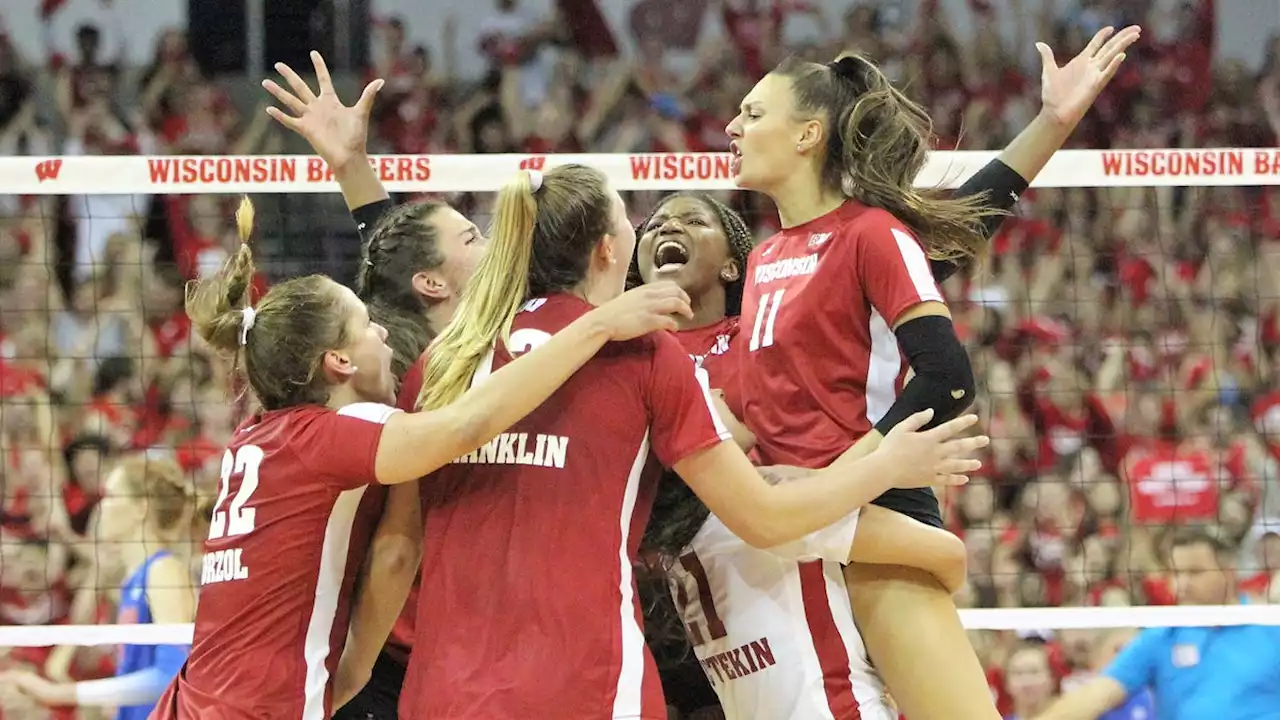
[
  {"xmin": 300, "ymin": 486, "xmax": 368, "ymax": 719},
  {"xmin": 889, "ymin": 228, "xmax": 943, "ymax": 304},
  {"xmin": 693, "ymin": 366, "xmax": 732, "ymax": 440},
  {"xmin": 611, "ymin": 431, "xmax": 652, "ymax": 719},
  {"xmin": 864, "ymin": 309, "xmax": 899, "ymax": 425}
]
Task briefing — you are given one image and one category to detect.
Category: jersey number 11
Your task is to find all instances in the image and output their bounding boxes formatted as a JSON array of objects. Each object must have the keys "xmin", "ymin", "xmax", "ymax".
[{"xmin": 749, "ymin": 290, "xmax": 786, "ymax": 351}]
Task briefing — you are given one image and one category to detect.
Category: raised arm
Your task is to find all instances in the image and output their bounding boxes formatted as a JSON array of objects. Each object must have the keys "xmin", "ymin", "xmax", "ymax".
[
  {"xmin": 263, "ymin": 51, "xmax": 389, "ymax": 213},
  {"xmin": 931, "ymin": 25, "xmax": 1141, "ymax": 282},
  {"xmin": 373, "ymin": 283, "xmax": 694, "ymax": 485}
]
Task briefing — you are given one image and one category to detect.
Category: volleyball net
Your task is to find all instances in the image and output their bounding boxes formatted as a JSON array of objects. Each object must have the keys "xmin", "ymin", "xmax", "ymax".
[{"xmin": 1, "ymin": 148, "xmax": 1278, "ymax": 660}]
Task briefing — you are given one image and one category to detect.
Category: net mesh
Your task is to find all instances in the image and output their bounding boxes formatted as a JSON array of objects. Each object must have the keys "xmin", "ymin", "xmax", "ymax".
[{"xmin": 2, "ymin": 151, "xmax": 1279, "ymax": 716}]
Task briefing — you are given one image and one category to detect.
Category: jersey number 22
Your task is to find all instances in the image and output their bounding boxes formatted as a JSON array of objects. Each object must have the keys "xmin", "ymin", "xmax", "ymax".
[{"xmin": 208, "ymin": 446, "xmax": 264, "ymax": 541}]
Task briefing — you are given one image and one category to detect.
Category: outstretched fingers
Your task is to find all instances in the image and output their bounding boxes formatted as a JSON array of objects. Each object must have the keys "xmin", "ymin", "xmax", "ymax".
[
  {"xmin": 274, "ymin": 61, "xmax": 317, "ymax": 104},
  {"xmin": 261, "ymin": 79, "xmax": 307, "ymax": 116},
  {"xmin": 923, "ymin": 413, "xmax": 980, "ymax": 442},
  {"xmin": 1082, "ymin": 26, "xmax": 1116, "ymax": 59},
  {"xmin": 1094, "ymin": 25, "xmax": 1140, "ymax": 69},
  {"xmin": 355, "ymin": 78, "xmax": 386, "ymax": 116},
  {"xmin": 263, "ymin": 105, "xmax": 303, "ymax": 133},
  {"xmin": 310, "ymin": 50, "xmax": 335, "ymax": 95}
]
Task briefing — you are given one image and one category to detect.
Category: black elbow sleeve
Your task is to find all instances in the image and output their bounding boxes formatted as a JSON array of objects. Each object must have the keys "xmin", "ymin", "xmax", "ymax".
[
  {"xmin": 959, "ymin": 158, "xmax": 1029, "ymax": 239},
  {"xmin": 873, "ymin": 315, "xmax": 975, "ymax": 435}
]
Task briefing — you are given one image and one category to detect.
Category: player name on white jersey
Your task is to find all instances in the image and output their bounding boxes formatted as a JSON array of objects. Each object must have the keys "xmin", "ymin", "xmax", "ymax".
[
  {"xmin": 201, "ymin": 548, "xmax": 249, "ymax": 586},
  {"xmin": 753, "ymin": 254, "xmax": 818, "ymax": 284},
  {"xmin": 700, "ymin": 635, "xmax": 778, "ymax": 685},
  {"xmin": 452, "ymin": 432, "xmax": 570, "ymax": 468}
]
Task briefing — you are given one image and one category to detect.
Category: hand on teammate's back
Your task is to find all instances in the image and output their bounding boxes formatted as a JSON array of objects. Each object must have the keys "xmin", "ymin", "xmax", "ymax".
[
  {"xmin": 586, "ymin": 281, "xmax": 693, "ymax": 340},
  {"xmin": 878, "ymin": 410, "xmax": 988, "ymax": 489},
  {"xmin": 262, "ymin": 50, "xmax": 383, "ymax": 173}
]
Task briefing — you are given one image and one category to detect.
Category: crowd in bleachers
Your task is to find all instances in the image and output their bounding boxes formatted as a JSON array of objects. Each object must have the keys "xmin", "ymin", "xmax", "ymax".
[{"xmin": 1, "ymin": 0, "xmax": 1279, "ymax": 717}]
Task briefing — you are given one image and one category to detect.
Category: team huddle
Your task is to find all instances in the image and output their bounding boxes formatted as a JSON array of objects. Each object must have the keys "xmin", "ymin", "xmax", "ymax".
[{"xmin": 16, "ymin": 26, "xmax": 1139, "ymax": 720}]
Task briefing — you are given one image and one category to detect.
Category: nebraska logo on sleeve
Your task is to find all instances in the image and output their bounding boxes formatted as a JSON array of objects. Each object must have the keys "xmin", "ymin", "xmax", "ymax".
[{"xmin": 35, "ymin": 159, "xmax": 62, "ymax": 182}]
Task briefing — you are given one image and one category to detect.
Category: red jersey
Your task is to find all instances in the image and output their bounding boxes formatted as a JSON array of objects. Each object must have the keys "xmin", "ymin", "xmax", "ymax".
[
  {"xmin": 399, "ymin": 294, "xmax": 730, "ymax": 720},
  {"xmin": 150, "ymin": 403, "xmax": 399, "ymax": 720},
  {"xmin": 738, "ymin": 201, "xmax": 944, "ymax": 468},
  {"xmin": 1123, "ymin": 442, "xmax": 1218, "ymax": 524},
  {"xmin": 674, "ymin": 315, "xmax": 744, "ymax": 419}
]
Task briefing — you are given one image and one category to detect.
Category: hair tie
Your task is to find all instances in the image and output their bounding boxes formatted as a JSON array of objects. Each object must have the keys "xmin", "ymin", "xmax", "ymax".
[
  {"xmin": 239, "ymin": 306, "xmax": 257, "ymax": 347},
  {"xmin": 529, "ymin": 170, "xmax": 544, "ymax": 192},
  {"xmin": 827, "ymin": 56, "xmax": 864, "ymax": 88}
]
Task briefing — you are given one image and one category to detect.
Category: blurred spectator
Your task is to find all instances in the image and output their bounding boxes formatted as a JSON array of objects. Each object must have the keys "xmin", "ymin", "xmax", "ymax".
[
  {"xmin": 1034, "ymin": 528, "xmax": 1280, "ymax": 720},
  {"xmin": 0, "ymin": 3, "xmax": 1278, "ymax": 718}
]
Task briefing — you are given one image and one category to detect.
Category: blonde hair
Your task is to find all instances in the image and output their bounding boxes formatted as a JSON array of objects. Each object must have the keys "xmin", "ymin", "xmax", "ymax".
[
  {"xmin": 417, "ymin": 165, "xmax": 612, "ymax": 411},
  {"xmin": 185, "ymin": 197, "xmax": 354, "ymax": 410},
  {"xmin": 112, "ymin": 453, "xmax": 199, "ymax": 541}
]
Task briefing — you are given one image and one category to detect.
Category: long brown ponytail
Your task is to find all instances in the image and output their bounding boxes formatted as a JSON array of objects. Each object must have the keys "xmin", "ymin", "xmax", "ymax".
[{"xmin": 774, "ymin": 53, "xmax": 1005, "ymax": 261}]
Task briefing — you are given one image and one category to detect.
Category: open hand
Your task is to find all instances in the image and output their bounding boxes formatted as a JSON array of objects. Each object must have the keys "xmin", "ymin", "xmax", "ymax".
[
  {"xmin": 1037, "ymin": 25, "xmax": 1141, "ymax": 128},
  {"xmin": 262, "ymin": 51, "xmax": 383, "ymax": 173},
  {"xmin": 589, "ymin": 282, "xmax": 692, "ymax": 341},
  {"xmin": 879, "ymin": 411, "xmax": 988, "ymax": 489}
]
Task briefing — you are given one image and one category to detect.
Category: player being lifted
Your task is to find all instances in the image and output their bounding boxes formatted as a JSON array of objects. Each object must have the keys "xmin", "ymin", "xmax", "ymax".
[
  {"xmin": 722, "ymin": 27, "xmax": 1138, "ymax": 720},
  {"xmin": 392, "ymin": 163, "xmax": 987, "ymax": 719}
]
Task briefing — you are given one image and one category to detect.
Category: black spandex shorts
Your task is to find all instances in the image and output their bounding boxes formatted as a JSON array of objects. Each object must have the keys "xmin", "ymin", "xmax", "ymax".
[
  {"xmin": 870, "ymin": 487, "xmax": 944, "ymax": 528},
  {"xmin": 332, "ymin": 651, "xmax": 406, "ymax": 720}
]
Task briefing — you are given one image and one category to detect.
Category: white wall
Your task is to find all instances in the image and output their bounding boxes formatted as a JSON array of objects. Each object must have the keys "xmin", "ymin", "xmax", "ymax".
[{"xmin": 1, "ymin": 0, "xmax": 1275, "ymax": 74}]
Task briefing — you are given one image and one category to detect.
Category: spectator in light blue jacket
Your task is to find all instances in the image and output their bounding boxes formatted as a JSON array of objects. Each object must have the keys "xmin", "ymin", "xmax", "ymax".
[{"xmin": 1033, "ymin": 527, "xmax": 1280, "ymax": 720}]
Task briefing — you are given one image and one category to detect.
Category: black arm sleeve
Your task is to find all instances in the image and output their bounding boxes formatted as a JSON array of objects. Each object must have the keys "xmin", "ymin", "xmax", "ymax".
[
  {"xmin": 351, "ymin": 198, "xmax": 398, "ymax": 245},
  {"xmin": 872, "ymin": 315, "xmax": 976, "ymax": 436},
  {"xmin": 865, "ymin": 315, "xmax": 975, "ymax": 529},
  {"xmin": 929, "ymin": 158, "xmax": 1030, "ymax": 283}
]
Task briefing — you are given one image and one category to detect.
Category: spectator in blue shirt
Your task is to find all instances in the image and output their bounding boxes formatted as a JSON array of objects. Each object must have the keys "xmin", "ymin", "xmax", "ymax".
[
  {"xmin": 1035, "ymin": 528, "xmax": 1280, "ymax": 720},
  {"xmin": 1092, "ymin": 628, "xmax": 1155, "ymax": 720}
]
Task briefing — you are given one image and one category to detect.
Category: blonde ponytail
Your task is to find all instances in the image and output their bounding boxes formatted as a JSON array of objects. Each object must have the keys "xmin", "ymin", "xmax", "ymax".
[
  {"xmin": 186, "ymin": 195, "xmax": 260, "ymax": 354},
  {"xmin": 418, "ymin": 171, "xmax": 539, "ymax": 411}
]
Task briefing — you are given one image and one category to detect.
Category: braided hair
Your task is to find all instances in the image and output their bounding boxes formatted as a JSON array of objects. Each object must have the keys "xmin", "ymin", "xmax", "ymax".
[
  {"xmin": 354, "ymin": 201, "xmax": 448, "ymax": 382},
  {"xmin": 628, "ymin": 192, "xmax": 755, "ymax": 317},
  {"xmin": 631, "ymin": 192, "xmax": 757, "ymax": 659}
]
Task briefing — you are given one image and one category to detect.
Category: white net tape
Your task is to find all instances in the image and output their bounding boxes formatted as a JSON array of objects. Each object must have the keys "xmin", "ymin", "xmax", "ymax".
[
  {"xmin": 3, "ymin": 147, "xmax": 1280, "ymax": 195},
  {"xmin": 2, "ymin": 149, "xmax": 1277, "ymax": 649},
  {"xmin": 3, "ymin": 604, "xmax": 1278, "ymax": 649}
]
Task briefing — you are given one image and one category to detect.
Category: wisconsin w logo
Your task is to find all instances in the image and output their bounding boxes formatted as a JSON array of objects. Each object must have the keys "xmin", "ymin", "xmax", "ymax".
[{"xmin": 35, "ymin": 159, "xmax": 62, "ymax": 182}]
